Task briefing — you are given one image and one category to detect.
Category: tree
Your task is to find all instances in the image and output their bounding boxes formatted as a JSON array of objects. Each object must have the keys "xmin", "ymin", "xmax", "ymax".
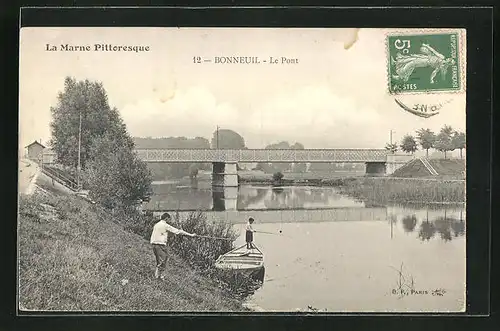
[
  {"xmin": 49, "ymin": 77, "xmax": 131, "ymax": 169},
  {"xmin": 400, "ymin": 134, "xmax": 418, "ymax": 154},
  {"xmin": 416, "ymin": 128, "xmax": 436, "ymax": 157},
  {"xmin": 83, "ymin": 133, "xmax": 152, "ymax": 212},
  {"xmin": 290, "ymin": 142, "xmax": 304, "ymax": 149},
  {"xmin": 385, "ymin": 143, "xmax": 398, "ymax": 154},
  {"xmin": 211, "ymin": 129, "xmax": 246, "ymax": 149},
  {"xmin": 452, "ymin": 131, "xmax": 466, "ymax": 159},
  {"xmin": 434, "ymin": 125, "xmax": 455, "ymax": 159},
  {"xmin": 272, "ymin": 171, "xmax": 284, "ymax": 183}
]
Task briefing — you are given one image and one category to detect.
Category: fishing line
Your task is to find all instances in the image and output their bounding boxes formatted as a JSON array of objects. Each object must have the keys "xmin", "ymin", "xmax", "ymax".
[
  {"xmin": 279, "ymin": 209, "xmax": 283, "ymax": 234},
  {"xmin": 254, "ymin": 230, "xmax": 292, "ymax": 239}
]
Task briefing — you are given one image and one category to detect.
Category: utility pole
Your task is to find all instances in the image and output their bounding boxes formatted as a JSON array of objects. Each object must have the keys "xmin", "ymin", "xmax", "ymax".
[
  {"xmin": 216, "ymin": 125, "xmax": 219, "ymax": 149},
  {"xmin": 77, "ymin": 111, "xmax": 82, "ymax": 190},
  {"xmin": 389, "ymin": 129, "xmax": 395, "ymax": 154}
]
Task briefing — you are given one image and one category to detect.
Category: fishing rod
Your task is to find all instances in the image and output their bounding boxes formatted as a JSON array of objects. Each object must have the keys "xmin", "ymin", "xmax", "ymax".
[
  {"xmin": 194, "ymin": 234, "xmax": 233, "ymax": 241},
  {"xmin": 255, "ymin": 230, "xmax": 281, "ymax": 235}
]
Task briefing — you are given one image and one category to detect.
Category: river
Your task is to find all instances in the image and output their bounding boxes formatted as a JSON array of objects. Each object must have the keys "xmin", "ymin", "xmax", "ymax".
[{"xmin": 145, "ymin": 183, "xmax": 466, "ymax": 312}]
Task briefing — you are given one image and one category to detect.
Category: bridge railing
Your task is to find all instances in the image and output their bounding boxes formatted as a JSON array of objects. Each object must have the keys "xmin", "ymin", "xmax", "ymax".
[
  {"xmin": 40, "ymin": 165, "xmax": 79, "ymax": 191},
  {"xmin": 135, "ymin": 148, "xmax": 388, "ymax": 163}
]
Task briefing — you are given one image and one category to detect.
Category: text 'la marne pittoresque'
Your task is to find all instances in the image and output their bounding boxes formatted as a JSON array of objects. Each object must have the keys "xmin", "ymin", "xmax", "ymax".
[{"xmin": 45, "ymin": 43, "xmax": 151, "ymax": 53}]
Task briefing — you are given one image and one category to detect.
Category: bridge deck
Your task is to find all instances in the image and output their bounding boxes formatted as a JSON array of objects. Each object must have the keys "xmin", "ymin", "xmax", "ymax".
[{"xmin": 134, "ymin": 148, "xmax": 388, "ymax": 163}]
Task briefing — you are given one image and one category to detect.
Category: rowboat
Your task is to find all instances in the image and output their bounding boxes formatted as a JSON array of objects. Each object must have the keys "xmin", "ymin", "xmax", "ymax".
[{"xmin": 215, "ymin": 244, "xmax": 265, "ymax": 282}]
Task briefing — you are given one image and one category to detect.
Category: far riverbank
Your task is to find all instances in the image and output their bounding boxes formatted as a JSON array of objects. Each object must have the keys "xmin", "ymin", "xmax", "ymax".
[{"xmin": 326, "ymin": 176, "xmax": 465, "ymax": 204}]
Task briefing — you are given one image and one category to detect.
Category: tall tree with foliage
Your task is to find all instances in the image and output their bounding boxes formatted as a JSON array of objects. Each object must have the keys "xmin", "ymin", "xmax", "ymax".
[
  {"xmin": 451, "ymin": 131, "xmax": 466, "ymax": 159},
  {"xmin": 400, "ymin": 134, "xmax": 418, "ymax": 154},
  {"xmin": 385, "ymin": 143, "xmax": 398, "ymax": 154},
  {"xmin": 434, "ymin": 125, "xmax": 455, "ymax": 159},
  {"xmin": 211, "ymin": 129, "xmax": 246, "ymax": 149},
  {"xmin": 415, "ymin": 128, "xmax": 436, "ymax": 157},
  {"xmin": 49, "ymin": 77, "xmax": 131, "ymax": 169},
  {"xmin": 83, "ymin": 133, "xmax": 152, "ymax": 212}
]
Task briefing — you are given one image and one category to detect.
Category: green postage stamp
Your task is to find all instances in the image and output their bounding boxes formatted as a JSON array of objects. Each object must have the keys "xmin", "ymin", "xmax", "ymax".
[{"xmin": 387, "ymin": 32, "xmax": 462, "ymax": 94}]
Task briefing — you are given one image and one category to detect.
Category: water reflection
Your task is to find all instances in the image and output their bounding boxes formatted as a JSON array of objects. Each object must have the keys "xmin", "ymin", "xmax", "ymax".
[
  {"xmin": 419, "ymin": 220, "xmax": 437, "ymax": 241},
  {"xmin": 146, "ymin": 184, "xmax": 364, "ymax": 211},
  {"xmin": 388, "ymin": 208, "xmax": 465, "ymax": 242},
  {"xmin": 401, "ymin": 215, "xmax": 418, "ymax": 232},
  {"xmin": 146, "ymin": 183, "xmax": 466, "ymax": 243}
]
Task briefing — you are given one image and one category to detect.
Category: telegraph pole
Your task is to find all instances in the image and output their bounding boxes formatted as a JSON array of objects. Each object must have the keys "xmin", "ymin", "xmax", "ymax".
[
  {"xmin": 389, "ymin": 129, "xmax": 395, "ymax": 154},
  {"xmin": 216, "ymin": 125, "xmax": 219, "ymax": 149},
  {"xmin": 77, "ymin": 111, "xmax": 82, "ymax": 190}
]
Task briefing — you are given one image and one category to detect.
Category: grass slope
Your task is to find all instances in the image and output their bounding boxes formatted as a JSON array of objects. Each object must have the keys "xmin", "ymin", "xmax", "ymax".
[
  {"xmin": 428, "ymin": 159, "xmax": 465, "ymax": 176},
  {"xmin": 392, "ymin": 158, "xmax": 465, "ymax": 179},
  {"xmin": 18, "ymin": 185, "xmax": 242, "ymax": 311}
]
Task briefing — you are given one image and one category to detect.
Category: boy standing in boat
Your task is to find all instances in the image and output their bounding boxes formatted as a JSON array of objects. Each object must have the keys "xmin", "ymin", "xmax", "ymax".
[
  {"xmin": 150, "ymin": 212, "xmax": 196, "ymax": 280},
  {"xmin": 246, "ymin": 217, "xmax": 256, "ymax": 249}
]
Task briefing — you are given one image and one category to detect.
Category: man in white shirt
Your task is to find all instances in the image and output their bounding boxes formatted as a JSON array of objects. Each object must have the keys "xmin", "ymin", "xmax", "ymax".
[{"xmin": 150, "ymin": 212, "xmax": 196, "ymax": 280}]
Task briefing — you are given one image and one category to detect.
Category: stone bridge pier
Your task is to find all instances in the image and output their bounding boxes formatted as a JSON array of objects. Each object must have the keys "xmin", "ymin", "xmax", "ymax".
[{"xmin": 212, "ymin": 162, "xmax": 238, "ymax": 211}]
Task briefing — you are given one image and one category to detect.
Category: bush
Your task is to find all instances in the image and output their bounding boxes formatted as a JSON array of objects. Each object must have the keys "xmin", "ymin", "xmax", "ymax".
[
  {"xmin": 168, "ymin": 212, "xmax": 238, "ymax": 270},
  {"xmin": 118, "ymin": 210, "xmax": 238, "ymax": 272},
  {"xmin": 272, "ymin": 171, "xmax": 284, "ymax": 182}
]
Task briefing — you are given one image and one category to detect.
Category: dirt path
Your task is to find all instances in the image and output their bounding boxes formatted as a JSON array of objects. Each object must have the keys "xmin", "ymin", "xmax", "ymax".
[{"xmin": 19, "ymin": 159, "xmax": 40, "ymax": 195}]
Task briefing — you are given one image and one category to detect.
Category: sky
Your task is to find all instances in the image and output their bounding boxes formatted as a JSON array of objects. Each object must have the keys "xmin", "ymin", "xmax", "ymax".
[{"xmin": 19, "ymin": 27, "xmax": 466, "ymax": 151}]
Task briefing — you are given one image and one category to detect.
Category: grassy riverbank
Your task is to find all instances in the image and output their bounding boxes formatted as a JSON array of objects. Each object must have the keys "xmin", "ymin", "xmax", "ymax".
[
  {"xmin": 331, "ymin": 177, "xmax": 465, "ymax": 204},
  {"xmin": 18, "ymin": 188, "xmax": 244, "ymax": 311}
]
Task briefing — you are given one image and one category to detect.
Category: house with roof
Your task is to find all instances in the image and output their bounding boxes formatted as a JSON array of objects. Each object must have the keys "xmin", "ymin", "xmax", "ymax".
[{"xmin": 25, "ymin": 140, "xmax": 46, "ymax": 161}]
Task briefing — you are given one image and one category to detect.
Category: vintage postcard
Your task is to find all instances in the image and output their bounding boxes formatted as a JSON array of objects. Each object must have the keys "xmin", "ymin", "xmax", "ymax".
[{"xmin": 18, "ymin": 27, "xmax": 466, "ymax": 313}]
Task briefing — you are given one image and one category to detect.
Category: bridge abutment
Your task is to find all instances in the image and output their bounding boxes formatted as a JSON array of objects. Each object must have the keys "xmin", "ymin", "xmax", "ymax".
[
  {"xmin": 365, "ymin": 162, "xmax": 387, "ymax": 176},
  {"xmin": 365, "ymin": 155, "xmax": 415, "ymax": 176},
  {"xmin": 385, "ymin": 154, "xmax": 415, "ymax": 175}
]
